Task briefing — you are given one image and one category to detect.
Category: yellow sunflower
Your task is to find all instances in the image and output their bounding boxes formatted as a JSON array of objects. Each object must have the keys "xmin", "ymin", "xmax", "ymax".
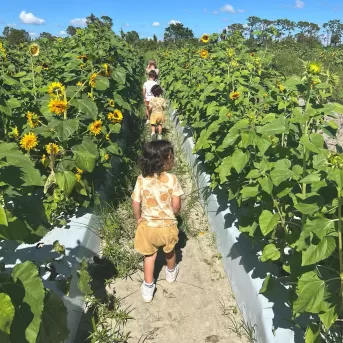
[
  {"xmin": 230, "ymin": 60, "xmax": 238, "ymax": 68},
  {"xmin": 41, "ymin": 154, "xmax": 46, "ymax": 164},
  {"xmin": 308, "ymin": 62, "xmax": 321, "ymax": 75},
  {"xmin": 200, "ymin": 49, "xmax": 209, "ymax": 59},
  {"xmin": 77, "ymin": 54, "xmax": 88, "ymax": 62},
  {"xmin": 48, "ymin": 99, "xmax": 68, "ymax": 115},
  {"xmin": 30, "ymin": 43, "xmax": 40, "ymax": 56},
  {"xmin": 12, "ymin": 126, "xmax": 19, "ymax": 138},
  {"xmin": 108, "ymin": 99, "xmax": 115, "ymax": 107},
  {"xmin": 20, "ymin": 132, "xmax": 38, "ymax": 151},
  {"xmin": 87, "ymin": 92, "xmax": 93, "ymax": 99},
  {"xmin": 45, "ymin": 143, "xmax": 60, "ymax": 155},
  {"xmin": 104, "ymin": 154, "xmax": 110, "ymax": 161},
  {"xmin": 57, "ymin": 38, "xmax": 63, "ymax": 43},
  {"xmin": 89, "ymin": 73, "xmax": 97, "ymax": 88},
  {"xmin": 105, "ymin": 133, "xmax": 110, "ymax": 141},
  {"xmin": 278, "ymin": 83, "xmax": 285, "ymax": 92},
  {"xmin": 200, "ymin": 34, "xmax": 210, "ymax": 43},
  {"xmin": 102, "ymin": 63, "xmax": 111, "ymax": 77},
  {"xmin": 76, "ymin": 81, "xmax": 83, "ymax": 87},
  {"xmin": 228, "ymin": 48, "xmax": 235, "ymax": 58},
  {"xmin": 27, "ymin": 112, "xmax": 40, "ymax": 128},
  {"xmin": 48, "ymin": 82, "xmax": 65, "ymax": 95},
  {"xmin": 89, "ymin": 120, "xmax": 102, "ymax": 136},
  {"xmin": 107, "ymin": 109, "xmax": 123, "ymax": 123},
  {"xmin": 229, "ymin": 91, "xmax": 240, "ymax": 100}
]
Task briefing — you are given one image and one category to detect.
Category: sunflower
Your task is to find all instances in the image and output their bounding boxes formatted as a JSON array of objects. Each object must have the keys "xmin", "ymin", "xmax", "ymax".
[
  {"xmin": 12, "ymin": 126, "xmax": 19, "ymax": 138},
  {"xmin": 76, "ymin": 81, "xmax": 83, "ymax": 87},
  {"xmin": 105, "ymin": 133, "xmax": 110, "ymax": 141},
  {"xmin": 77, "ymin": 54, "xmax": 88, "ymax": 62},
  {"xmin": 20, "ymin": 132, "xmax": 38, "ymax": 151},
  {"xmin": 278, "ymin": 83, "xmax": 285, "ymax": 92},
  {"xmin": 57, "ymin": 38, "xmax": 63, "ymax": 43},
  {"xmin": 230, "ymin": 60, "xmax": 238, "ymax": 68},
  {"xmin": 200, "ymin": 34, "xmax": 210, "ymax": 43},
  {"xmin": 102, "ymin": 63, "xmax": 111, "ymax": 77},
  {"xmin": 108, "ymin": 99, "xmax": 115, "ymax": 107},
  {"xmin": 104, "ymin": 154, "xmax": 110, "ymax": 161},
  {"xmin": 45, "ymin": 143, "xmax": 60, "ymax": 155},
  {"xmin": 308, "ymin": 62, "xmax": 321, "ymax": 75},
  {"xmin": 229, "ymin": 91, "xmax": 240, "ymax": 100},
  {"xmin": 227, "ymin": 48, "xmax": 235, "ymax": 57},
  {"xmin": 87, "ymin": 92, "xmax": 93, "ymax": 99},
  {"xmin": 89, "ymin": 73, "xmax": 97, "ymax": 88},
  {"xmin": 42, "ymin": 63, "xmax": 48, "ymax": 70},
  {"xmin": 48, "ymin": 99, "xmax": 68, "ymax": 115},
  {"xmin": 89, "ymin": 120, "xmax": 102, "ymax": 136},
  {"xmin": 108, "ymin": 109, "xmax": 123, "ymax": 123},
  {"xmin": 200, "ymin": 49, "xmax": 209, "ymax": 59},
  {"xmin": 41, "ymin": 154, "xmax": 46, "ymax": 164},
  {"xmin": 48, "ymin": 82, "xmax": 65, "ymax": 95},
  {"xmin": 27, "ymin": 112, "xmax": 40, "ymax": 128},
  {"xmin": 30, "ymin": 43, "xmax": 40, "ymax": 56}
]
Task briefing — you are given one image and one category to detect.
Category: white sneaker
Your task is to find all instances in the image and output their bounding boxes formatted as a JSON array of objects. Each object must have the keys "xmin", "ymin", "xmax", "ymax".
[
  {"xmin": 157, "ymin": 134, "xmax": 163, "ymax": 140},
  {"xmin": 146, "ymin": 119, "xmax": 150, "ymax": 125},
  {"xmin": 141, "ymin": 282, "xmax": 156, "ymax": 302},
  {"xmin": 165, "ymin": 265, "xmax": 179, "ymax": 283}
]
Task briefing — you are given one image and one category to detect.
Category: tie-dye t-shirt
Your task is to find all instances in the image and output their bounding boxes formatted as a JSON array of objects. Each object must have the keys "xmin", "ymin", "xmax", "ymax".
[{"xmin": 131, "ymin": 172, "xmax": 184, "ymax": 227}]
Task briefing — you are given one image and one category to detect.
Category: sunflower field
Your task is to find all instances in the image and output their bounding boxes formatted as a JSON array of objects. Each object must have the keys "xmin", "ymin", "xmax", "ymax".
[
  {"xmin": 0, "ymin": 18, "xmax": 143, "ymax": 342},
  {"xmin": 158, "ymin": 33, "xmax": 343, "ymax": 340}
]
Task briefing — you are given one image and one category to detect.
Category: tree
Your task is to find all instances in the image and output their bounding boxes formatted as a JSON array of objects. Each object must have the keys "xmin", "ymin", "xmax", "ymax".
[
  {"xmin": 275, "ymin": 19, "xmax": 296, "ymax": 37},
  {"xmin": 39, "ymin": 32, "xmax": 53, "ymax": 40},
  {"xmin": 101, "ymin": 16, "xmax": 113, "ymax": 28},
  {"xmin": 323, "ymin": 20, "xmax": 342, "ymax": 46},
  {"xmin": 2, "ymin": 26, "xmax": 30, "ymax": 46},
  {"xmin": 164, "ymin": 23, "xmax": 194, "ymax": 42},
  {"xmin": 125, "ymin": 30, "xmax": 140, "ymax": 44},
  {"xmin": 153, "ymin": 34, "xmax": 158, "ymax": 43},
  {"xmin": 66, "ymin": 26, "xmax": 78, "ymax": 36}
]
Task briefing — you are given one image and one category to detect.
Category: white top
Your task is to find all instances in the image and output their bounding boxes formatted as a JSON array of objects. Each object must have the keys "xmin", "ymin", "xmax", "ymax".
[{"xmin": 143, "ymin": 80, "xmax": 157, "ymax": 101}]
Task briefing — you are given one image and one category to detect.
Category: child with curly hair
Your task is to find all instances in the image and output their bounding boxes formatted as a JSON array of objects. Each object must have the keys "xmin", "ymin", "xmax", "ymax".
[
  {"xmin": 131, "ymin": 140, "xmax": 183, "ymax": 302},
  {"xmin": 149, "ymin": 84, "xmax": 166, "ymax": 140}
]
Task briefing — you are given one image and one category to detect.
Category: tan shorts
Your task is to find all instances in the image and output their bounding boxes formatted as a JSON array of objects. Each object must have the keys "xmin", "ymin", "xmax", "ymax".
[
  {"xmin": 150, "ymin": 112, "xmax": 164, "ymax": 125},
  {"xmin": 134, "ymin": 221, "xmax": 179, "ymax": 255}
]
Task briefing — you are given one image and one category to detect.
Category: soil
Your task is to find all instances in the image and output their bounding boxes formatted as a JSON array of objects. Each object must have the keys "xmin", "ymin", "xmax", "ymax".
[{"xmin": 107, "ymin": 115, "xmax": 250, "ymax": 343}]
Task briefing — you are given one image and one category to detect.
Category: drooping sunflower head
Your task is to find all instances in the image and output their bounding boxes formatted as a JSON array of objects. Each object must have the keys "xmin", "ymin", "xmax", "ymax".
[
  {"xmin": 108, "ymin": 109, "xmax": 123, "ymax": 123},
  {"xmin": 108, "ymin": 99, "xmax": 115, "ymax": 107},
  {"xmin": 45, "ymin": 143, "xmax": 60, "ymax": 155},
  {"xmin": 200, "ymin": 34, "xmax": 210, "ymax": 43},
  {"xmin": 89, "ymin": 73, "xmax": 97, "ymax": 88},
  {"xmin": 308, "ymin": 62, "xmax": 321, "ymax": 75},
  {"xmin": 48, "ymin": 82, "xmax": 65, "ymax": 95},
  {"xmin": 89, "ymin": 120, "xmax": 102, "ymax": 136},
  {"xmin": 200, "ymin": 49, "xmax": 209, "ymax": 59},
  {"xmin": 229, "ymin": 91, "xmax": 240, "ymax": 100},
  {"xmin": 27, "ymin": 111, "xmax": 40, "ymax": 128},
  {"xmin": 30, "ymin": 43, "xmax": 40, "ymax": 56},
  {"xmin": 20, "ymin": 132, "xmax": 38, "ymax": 151},
  {"xmin": 48, "ymin": 99, "xmax": 68, "ymax": 115},
  {"xmin": 42, "ymin": 63, "xmax": 49, "ymax": 70}
]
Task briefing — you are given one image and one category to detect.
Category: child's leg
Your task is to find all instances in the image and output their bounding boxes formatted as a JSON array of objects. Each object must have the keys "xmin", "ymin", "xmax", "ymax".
[
  {"xmin": 144, "ymin": 252, "xmax": 157, "ymax": 283},
  {"xmin": 165, "ymin": 249, "xmax": 176, "ymax": 270},
  {"xmin": 157, "ymin": 124, "xmax": 162, "ymax": 135},
  {"xmin": 151, "ymin": 125, "xmax": 156, "ymax": 134},
  {"xmin": 145, "ymin": 101, "xmax": 150, "ymax": 120}
]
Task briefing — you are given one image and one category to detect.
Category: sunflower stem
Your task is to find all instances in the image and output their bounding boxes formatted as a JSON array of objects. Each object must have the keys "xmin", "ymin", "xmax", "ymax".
[
  {"xmin": 30, "ymin": 55, "xmax": 36, "ymax": 99},
  {"xmin": 49, "ymin": 143, "xmax": 55, "ymax": 171},
  {"xmin": 63, "ymin": 90, "xmax": 67, "ymax": 120}
]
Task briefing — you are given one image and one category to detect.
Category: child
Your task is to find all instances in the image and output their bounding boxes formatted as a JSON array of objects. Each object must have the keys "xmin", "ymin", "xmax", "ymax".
[
  {"xmin": 143, "ymin": 70, "xmax": 157, "ymax": 124},
  {"xmin": 145, "ymin": 59, "xmax": 159, "ymax": 77},
  {"xmin": 131, "ymin": 140, "xmax": 183, "ymax": 302},
  {"xmin": 149, "ymin": 85, "xmax": 166, "ymax": 140}
]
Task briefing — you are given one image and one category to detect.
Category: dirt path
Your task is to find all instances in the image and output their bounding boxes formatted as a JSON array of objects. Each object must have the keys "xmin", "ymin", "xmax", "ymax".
[{"xmin": 108, "ymin": 115, "xmax": 250, "ymax": 343}]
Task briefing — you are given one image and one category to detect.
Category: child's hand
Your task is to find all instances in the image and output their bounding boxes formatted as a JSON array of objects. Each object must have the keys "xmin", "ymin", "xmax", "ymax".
[{"xmin": 136, "ymin": 217, "xmax": 143, "ymax": 225}]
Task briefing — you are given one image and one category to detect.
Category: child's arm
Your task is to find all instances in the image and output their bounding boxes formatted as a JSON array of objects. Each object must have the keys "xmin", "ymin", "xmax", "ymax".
[
  {"xmin": 132, "ymin": 200, "xmax": 142, "ymax": 225},
  {"xmin": 172, "ymin": 196, "xmax": 181, "ymax": 215},
  {"xmin": 142, "ymin": 86, "xmax": 146, "ymax": 99}
]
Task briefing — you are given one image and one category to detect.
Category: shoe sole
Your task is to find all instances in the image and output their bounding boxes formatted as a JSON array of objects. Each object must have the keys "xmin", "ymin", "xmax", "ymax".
[
  {"xmin": 166, "ymin": 269, "xmax": 179, "ymax": 283},
  {"xmin": 142, "ymin": 296, "xmax": 153, "ymax": 303}
]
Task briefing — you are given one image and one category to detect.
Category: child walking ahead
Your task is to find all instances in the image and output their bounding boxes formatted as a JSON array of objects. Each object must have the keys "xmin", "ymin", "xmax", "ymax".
[
  {"xmin": 131, "ymin": 140, "xmax": 184, "ymax": 302},
  {"xmin": 149, "ymin": 85, "xmax": 166, "ymax": 140},
  {"xmin": 143, "ymin": 70, "xmax": 157, "ymax": 124}
]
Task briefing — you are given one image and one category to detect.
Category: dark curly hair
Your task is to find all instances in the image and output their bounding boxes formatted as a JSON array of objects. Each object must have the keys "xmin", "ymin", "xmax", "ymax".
[
  {"xmin": 151, "ymin": 85, "xmax": 163, "ymax": 97},
  {"xmin": 148, "ymin": 70, "xmax": 157, "ymax": 79},
  {"xmin": 139, "ymin": 140, "xmax": 174, "ymax": 177}
]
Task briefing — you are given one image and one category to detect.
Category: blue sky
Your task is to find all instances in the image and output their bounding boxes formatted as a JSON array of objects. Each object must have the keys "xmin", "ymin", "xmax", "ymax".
[{"xmin": 0, "ymin": 0, "xmax": 341, "ymax": 39}]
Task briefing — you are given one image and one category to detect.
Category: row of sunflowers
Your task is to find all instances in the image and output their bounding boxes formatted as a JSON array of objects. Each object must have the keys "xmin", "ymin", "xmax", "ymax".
[
  {"xmin": 0, "ymin": 18, "xmax": 144, "ymax": 343},
  {"xmin": 158, "ymin": 33, "xmax": 343, "ymax": 341}
]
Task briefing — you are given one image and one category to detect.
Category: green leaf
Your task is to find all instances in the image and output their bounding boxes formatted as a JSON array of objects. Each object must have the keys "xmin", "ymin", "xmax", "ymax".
[
  {"xmin": 77, "ymin": 258, "xmax": 93, "ymax": 295},
  {"xmin": 113, "ymin": 93, "xmax": 131, "ymax": 110},
  {"xmin": 261, "ymin": 244, "xmax": 281, "ymax": 262},
  {"xmin": 0, "ymin": 293, "xmax": 15, "ymax": 342},
  {"xmin": 49, "ymin": 118, "xmax": 79, "ymax": 142},
  {"xmin": 6, "ymin": 98, "xmax": 21, "ymax": 109},
  {"xmin": 293, "ymin": 271, "xmax": 325, "ymax": 314},
  {"xmin": 217, "ymin": 156, "xmax": 232, "ymax": 183},
  {"xmin": 113, "ymin": 66, "xmax": 126, "ymax": 84},
  {"xmin": 305, "ymin": 324, "xmax": 321, "ymax": 343},
  {"xmin": 9, "ymin": 261, "xmax": 45, "ymax": 343},
  {"xmin": 95, "ymin": 75, "xmax": 109, "ymax": 90},
  {"xmin": 218, "ymin": 131, "xmax": 239, "ymax": 151},
  {"xmin": 258, "ymin": 178, "xmax": 273, "ymax": 194},
  {"xmin": 240, "ymin": 185, "xmax": 259, "ymax": 200},
  {"xmin": 319, "ymin": 305, "xmax": 339, "ymax": 331},
  {"xmin": 302, "ymin": 237, "xmax": 336, "ymax": 266},
  {"xmin": 74, "ymin": 151, "xmax": 96, "ymax": 173},
  {"xmin": 70, "ymin": 96, "xmax": 98, "ymax": 119},
  {"xmin": 259, "ymin": 210, "xmax": 279, "ymax": 236},
  {"xmin": 232, "ymin": 150, "xmax": 250, "ymax": 173},
  {"xmin": 56, "ymin": 171, "xmax": 77, "ymax": 196},
  {"xmin": 107, "ymin": 143, "xmax": 122, "ymax": 155},
  {"xmin": 0, "ymin": 207, "xmax": 8, "ymax": 227},
  {"xmin": 257, "ymin": 117, "xmax": 289, "ymax": 136},
  {"xmin": 295, "ymin": 202, "xmax": 319, "ymax": 215},
  {"xmin": 270, "ymin": 168, "xmax": 293, "ymax": 186},
  {"xmin": 36, "ymin": 290, "xmax": 69, "ymax": 343},
  {"xmin": 302, "ymin": 218, "xmax": 335, "ymax": 239},
  {"xmin": 72, "ymin": 137, "xmax": 98, "ymax": 156},
  {"xmin": 259, "ymin": 274, "xmax": 274, "ymax": 294},
  {"xmin": 300, "ymin": 172, "xmax": 321, "ymax": 184},
  {"xmin": 109, "ymin": 123, "xmax": 121, "ymax": 134}
]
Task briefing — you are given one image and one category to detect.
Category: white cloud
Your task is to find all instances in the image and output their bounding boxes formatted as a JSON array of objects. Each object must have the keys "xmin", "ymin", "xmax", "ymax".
[
  {"xmin": 19, "ymin": 11, "xmax": 45, "ymax": 25},
  {"xmin": 220, "ymin": 4, "xmax": 236, "ymax": 13},
  {"xmin": 70, "ymin": 18, "xmax": 87, "ymax": 26},
  {"xmin": 125, "ymin": 22, "xmax": 130, "ymax": 27},
  {"xmin": 237, "ymin": 9, "xmax": 245, "ymax": 13},
  {"xmin": 295, "ymin": 0, "xmax": 305, "ymax": 8},
  {"xmin": 152, "ymin": 21, "xmax": 160, "ymax": 27},
  {"xmin": 213, "ymin": 10, "xmax": 219, "ymax": 15},
  {"xmin": 29, "ymin": 32, "xmax": 38, "ymax": 37},
  {"xmin": 168, "ymin": 19, "xmax": 181, "ymax": 25},
  {"xmin": 59, "ymin": 30, "xmax": 67, "ymax": 35}
]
